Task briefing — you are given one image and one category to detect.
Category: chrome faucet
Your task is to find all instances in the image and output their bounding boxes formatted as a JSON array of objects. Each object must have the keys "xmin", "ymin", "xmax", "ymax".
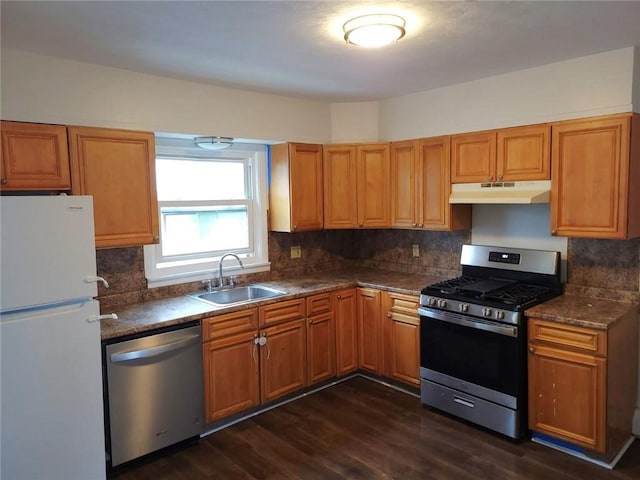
[{"xmin": 219, "ymin": 253, "xmax": 244, "ymax": 287}]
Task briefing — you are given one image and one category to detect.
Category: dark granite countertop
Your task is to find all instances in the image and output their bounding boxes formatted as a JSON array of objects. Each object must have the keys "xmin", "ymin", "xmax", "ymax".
[
  {"xmin": 100, "ymin": 268, "xmax": 443, "ymax": 340},
  {"xmin": 525, "ymin": 293, "xmax": 639, "ymax": 330}
]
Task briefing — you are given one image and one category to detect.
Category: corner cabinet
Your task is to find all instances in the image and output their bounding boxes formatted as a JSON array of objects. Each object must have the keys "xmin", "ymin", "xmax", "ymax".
[
  {"xmin": 390, "ymin": 137, "xmax": 470, "ymax": 231},
  {"xmin": 357, "ymin": 288, "xmax": 384, "ymax": 374},
  {"xmin": 323, "ymin": 143, "xmax": 391, "ymax": 229},
  {"xmin": 528, "ymin": 314, "xmax": 638, "ymax": 457},
  {"xmin": 67, "ymin": 126, "xmax": 159, "ymax": 248},
  {"xmin": 451, "ymin": 124, "xmax": 550, "ymax": 183},
  {"xmin": 551, "ymin": 114, "xmax": 640, "ymax": 239},
  {"xmin": 269, "ymin": 143, "xmax": 323, "ymax": 232},
  {"xmin": 382, "ymin": 291, "xmax": 420, "ymax": 386},
  {"xmin": 0, "ymin": 121, "xmax": 71, "ymax": 191}
]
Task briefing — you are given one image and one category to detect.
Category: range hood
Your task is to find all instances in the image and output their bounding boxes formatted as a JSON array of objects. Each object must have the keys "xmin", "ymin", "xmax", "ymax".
[{"xmin": 449, "ymin": 180, "xmax": 551, "ymax": 204}]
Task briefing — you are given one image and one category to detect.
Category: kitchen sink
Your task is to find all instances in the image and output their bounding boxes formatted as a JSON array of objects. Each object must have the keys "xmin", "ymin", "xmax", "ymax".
[{"xmin": 189, "ymin": 285, "xmax": 287, "ymax": 306}]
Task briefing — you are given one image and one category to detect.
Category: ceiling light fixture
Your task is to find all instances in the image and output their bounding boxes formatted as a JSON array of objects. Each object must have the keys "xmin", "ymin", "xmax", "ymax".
[
  {"xmin": 343, "ymin": 13, "xmax": 406, "ymax": 48},
  {"xmin": 194, "ymin": 136, "xmax": 234, "ymax": 150}
]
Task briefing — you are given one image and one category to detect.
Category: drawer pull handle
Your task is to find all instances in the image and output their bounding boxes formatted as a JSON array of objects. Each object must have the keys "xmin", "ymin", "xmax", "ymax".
[{"xmin": 453, "ymin": 396, "xmax": 475, "ymax": 408}]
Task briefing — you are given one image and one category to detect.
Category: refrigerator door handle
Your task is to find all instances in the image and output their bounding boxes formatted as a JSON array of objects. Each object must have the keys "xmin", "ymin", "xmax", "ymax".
[
  {"xmin": 110, "ymin": 334, "xmax": 201, "ymax": 363},
  {"xmin": 85, "ymin": 275, "xmax": 110, "ymax": 288},
  {"xmin": 87, "ymin": 313, "xmax": 118, "ymax": 323}
]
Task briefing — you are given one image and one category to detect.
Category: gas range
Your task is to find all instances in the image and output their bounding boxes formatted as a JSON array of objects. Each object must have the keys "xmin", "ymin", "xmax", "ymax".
[
  {"xmin": 418, "ymin": 244, "xmax": 563, "ymax": 439},
  {"xmin": 420, "ymin": 244, "xmax": 562, "ymax": 325}
]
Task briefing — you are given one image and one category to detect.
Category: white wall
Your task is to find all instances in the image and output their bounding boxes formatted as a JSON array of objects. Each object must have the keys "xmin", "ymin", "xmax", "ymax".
[
  {"xmin": 0, "ymin": 49, "xmax": 332, "ymax": 143},
  {"xmin": 633, "ymin": 45, "xmax": 640, "ymax": 113},
  {"xmin": 378, "ymin": 47, "xmax": 636, "ymax": 141},
  {"xmin": 330, "ymin": 102, "xmax": 379, "ymax": 143},
  {"xmin": 471, "ymin": 205, "xmax": 568, "ymax": 281}
]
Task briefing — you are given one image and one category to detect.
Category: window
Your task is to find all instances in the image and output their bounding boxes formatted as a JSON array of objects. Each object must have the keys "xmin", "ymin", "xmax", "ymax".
[{"xmin": 144, "ymin": 138, "xmax": 269, "ymax": 288}]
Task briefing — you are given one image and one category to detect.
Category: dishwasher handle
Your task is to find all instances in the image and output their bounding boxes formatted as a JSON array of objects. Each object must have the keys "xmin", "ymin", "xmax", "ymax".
[{"xmin": 110, "ymin": 333, "xmax": 201, "ymax": 363}]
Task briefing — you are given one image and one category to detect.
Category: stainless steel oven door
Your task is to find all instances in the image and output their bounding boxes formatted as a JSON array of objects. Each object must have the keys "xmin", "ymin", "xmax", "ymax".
[{"xmin": 418, "ymin": 306, "xmax": 522, "ymax": 409}]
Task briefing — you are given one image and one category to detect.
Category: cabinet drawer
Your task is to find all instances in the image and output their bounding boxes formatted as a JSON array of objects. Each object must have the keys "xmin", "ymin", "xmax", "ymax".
[
  {"xmin": 528, "ymin": 318, "xmax": 606, "ymax": 356},
  {"xmin": 202, "ymin": 308, "xmax": 258, "ymax": 341},
  {"xmin": 306, "ymin": 293, "xmax": 332, "ymax": 316},
  {"xmin": 387, "ymin": 293, "xmax": 419, "ymax": 317},
  {"xmin": 259, "ymin": 299, "xmax": 305, "ymax": 327}
]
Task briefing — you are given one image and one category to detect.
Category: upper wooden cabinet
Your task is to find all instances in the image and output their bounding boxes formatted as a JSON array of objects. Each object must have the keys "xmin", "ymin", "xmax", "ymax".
[
  {"xmin": 551, "ymin": 114, "xmax": 640, "ymax": 239},
  {"xmin": 390, "ymin": 137, "xmax": 470, "ymax": 231},
  {"xmin": 324, "ymin": 143, "xmax": 390, "ymax": 228},
  {"xmin": 451, "ymin": 124, "xmax": 550, "ymax": 183},
  {"xmin": 0, "ymin": 121, "xmax": 71, "ymax": 191},
  {"xmin": 67, "ymin": 126, "xmax": 159, "ymax": 248},
  {"xmin": 269, "ymin": 143, "xmax": 323, "ymax": 232}
]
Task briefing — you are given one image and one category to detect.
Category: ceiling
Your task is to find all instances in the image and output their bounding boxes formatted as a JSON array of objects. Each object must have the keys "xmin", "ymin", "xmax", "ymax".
[{"xmin": 2, "ymin": 1, "xmax": 640, "ymax": 103}]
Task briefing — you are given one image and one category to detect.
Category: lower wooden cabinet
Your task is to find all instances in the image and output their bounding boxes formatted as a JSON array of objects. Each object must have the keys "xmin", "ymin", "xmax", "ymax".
[
  {"xmin": 528, "ymin": 315, "xmax": 638, "ymax": 456},
  {"xmin": 260, "ymin": 319, "xmax": 308, "ymax": 403},
  {"xmin": 334, "ymin": 288, "xmax": 358, "ymax": 376},
  {"xmin": 357, "ymin": 288, "xmax": 383, "ymax": 374},
  {"xmin": 382, "ymin": 291, "xmax": 420, "ymax": 386},
  {"xmin": 202, "ymin": 329, "xmax": 260, "ymax": 423},
  {"xmin": 307, "ymin": 293, "xmax": 336, "ymax": 385}
]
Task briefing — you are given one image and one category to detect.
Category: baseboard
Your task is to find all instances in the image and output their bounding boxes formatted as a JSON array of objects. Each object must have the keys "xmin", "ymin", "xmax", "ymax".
[{"xmin": 531, "ymin": 433, "xmax": 635, "ymax": 469}]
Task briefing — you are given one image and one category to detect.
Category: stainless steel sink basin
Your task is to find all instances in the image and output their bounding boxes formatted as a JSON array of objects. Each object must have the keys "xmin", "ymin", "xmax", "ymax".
[{"xmin": 189, "ymin": 285, "xmax": 287, "ymax": 306}]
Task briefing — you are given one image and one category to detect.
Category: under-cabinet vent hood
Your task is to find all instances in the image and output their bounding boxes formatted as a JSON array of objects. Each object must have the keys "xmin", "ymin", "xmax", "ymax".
[{"xmin": 449, "ymin": 180, "xmax": 551, "ymax": 204}]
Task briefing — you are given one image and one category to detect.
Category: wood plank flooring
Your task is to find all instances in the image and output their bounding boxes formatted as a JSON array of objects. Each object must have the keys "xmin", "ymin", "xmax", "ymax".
[{"xmin": 109, "ymin": 377, "xmax": 640, "ymax": 480}]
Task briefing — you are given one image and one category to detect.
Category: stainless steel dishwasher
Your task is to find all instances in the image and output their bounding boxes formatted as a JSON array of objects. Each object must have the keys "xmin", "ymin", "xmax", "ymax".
[{"xmin": 104, "ymin": 322, "xmax": 204, "ymax": 467}]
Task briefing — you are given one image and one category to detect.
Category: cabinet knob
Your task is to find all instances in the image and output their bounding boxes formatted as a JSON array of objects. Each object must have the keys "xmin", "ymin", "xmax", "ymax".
[
  {"xmin": 418, "ymin": 223, "xmax": 423, "ymax": 228},
  {"xmin": 387, "ymin": 312, "xmax": 392, "ymax": 318},
  {"xmin": 497, "ymin": 175, "xmax": 503, "ymax": 181},
  {"xmin": 487, "ymin": 175, "xmax": 493, "ymax": 181},
  {"xmin": 337, "ymin": 295, "xmax": 342, "ymax": 299},
  {"xmin": 293, "ymin": 225, "xmax": 298, "ymax": 230},
  {"xmin": 0, "ymin": 178, "xmax": 7, "ymax": 185},
  {"xmin": 412, "ymin": 223, "xmax": 417, "ymax": 227},
  {"xmin": 551, "ymin": 229, "xmax": 557, "ymax": 235},
  {"xmin": 529, "ymin": 347, "xmax": 535, "ymax": 353},
  {"xmin": 153, "ymin": 235, "xmax": 160, "ymax": 242}
]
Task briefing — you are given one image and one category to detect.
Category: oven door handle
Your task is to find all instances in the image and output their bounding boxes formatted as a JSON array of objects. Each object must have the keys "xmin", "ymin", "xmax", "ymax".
[{"xmin": 417, "ymin": 307, "xmax": 517, "ymax": 338}]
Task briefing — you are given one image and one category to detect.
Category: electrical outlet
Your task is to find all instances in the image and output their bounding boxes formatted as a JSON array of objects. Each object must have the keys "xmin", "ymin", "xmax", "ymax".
[
  {"xmin": 412, "ymin": 244, "xmax": 420, "ymax": 257},
  {"xmin": 290, "ymin": 246, "xmax": 301, "ymax": 259}
]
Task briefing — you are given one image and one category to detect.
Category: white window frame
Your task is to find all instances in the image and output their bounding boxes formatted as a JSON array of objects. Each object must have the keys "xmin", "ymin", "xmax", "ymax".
[{"xmin": 144, "ymin": 139, "xmax": 270, "ymax": 288}]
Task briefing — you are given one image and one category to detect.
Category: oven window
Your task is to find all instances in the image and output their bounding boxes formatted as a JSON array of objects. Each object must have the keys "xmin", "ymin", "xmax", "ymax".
[{"xmin": 420, "ymin": 316, "xmax": 520, "ymax": 397}]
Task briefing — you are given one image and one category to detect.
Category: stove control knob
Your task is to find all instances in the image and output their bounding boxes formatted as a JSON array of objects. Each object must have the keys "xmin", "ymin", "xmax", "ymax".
[
  {"xmin": 437, "ymin": 299, "xmax": 448, "ymax": 309},
  {"xmin": 428, "ymin": 297, "xmax": 437, "ymax": 307},
  {"xmin": 496, "ymin": 311, "xmax": 505, "ymax": 320},
  {"xmin": 458, "ymin": 303, "xmax": 469, "ymax": 313},
  {"xmin": 483, "ymin": 307, "xmax": 493, "ymax": 317}
]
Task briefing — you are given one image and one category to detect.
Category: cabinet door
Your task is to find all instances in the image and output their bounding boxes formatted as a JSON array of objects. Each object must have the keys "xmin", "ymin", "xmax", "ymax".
[
  {"xmin": 551, "ymin": 115, "xmax": 631, "ymax": 239},
  {"xmin": 357, "ymin": 144, "xmax": 391, "ymax": 228},
  {"xmin": 451, "ymin": 131, "xmax": 497, "ymax": 183},
  {"xmin": 307, "ymin": 311, "xmax": 336, "ymax": 385},
  {"xmin": 420, "ymin": 136, "xmax": 471, "ymax": 231},
  {"xmin": 497, "ymin": 124, "xmax": 550, "ymax": 181},
  {"xmin": 335, "ymin": 288, "xmax": 358, "ymax": 376},
  {"xmin": 260, "ymin": 319, "xmax": 307, "ymax": 403},
  {"xmin": 357, "ymin": 288, "xmax": 382, "ymax": 374},
  {"xmin": 270, "ymin": 143, "xmax": 323, "ymax": 232},
  {"xmin": 0, "ymin": 121, "xmax": 70, "ymax": 191},
  {"xmin": 323, "ymin": 145, "xmax": 357, "ymax": 228},
  {"xmin": 390, "ymin": 140, "xmax": 419, "ymax": 228},
  {"xmin": 68, "ymin": 126, "xmax": 159, "ymax": 248},
  {"xmin": 203, "ymin": 330, "xmax": 260, "ymax": 422},
  {"xmin": 383, "ymin": 292, "xmax": 420, "ymax": 386},
  {"xmin": 528, "ymin": 344, "xmax": 606, "ymax": 451}
]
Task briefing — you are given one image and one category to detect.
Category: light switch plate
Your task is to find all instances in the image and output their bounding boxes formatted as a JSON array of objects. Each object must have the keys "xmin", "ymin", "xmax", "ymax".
[
  {"xmin": 412, "ymin": 244, "xmax": 420, "ymax": 257},
  {"xmin": 291, "ymin": 246, "xmax": 301, "ymax": 258}
]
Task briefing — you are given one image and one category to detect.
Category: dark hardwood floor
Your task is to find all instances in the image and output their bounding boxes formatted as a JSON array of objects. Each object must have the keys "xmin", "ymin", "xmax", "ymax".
[{"xmin": 110, "ymin": 377, "xmax": 640, "ymax": 479}]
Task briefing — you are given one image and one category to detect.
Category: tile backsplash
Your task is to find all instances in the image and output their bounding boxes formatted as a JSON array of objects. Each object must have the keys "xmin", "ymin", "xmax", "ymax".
[{"xmin": 96, "ymin": 230, "xmax": 640, "ymax": 309}]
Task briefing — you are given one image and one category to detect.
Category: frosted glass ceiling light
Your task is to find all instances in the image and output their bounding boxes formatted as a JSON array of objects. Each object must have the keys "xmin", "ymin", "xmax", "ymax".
[
  {"xmin": 343, "ymin": 14, "xmax": 406, "ymax": 48},
  {"xmin": 194, "ymin": 136, "xmax": 234, "ymax": 150}
]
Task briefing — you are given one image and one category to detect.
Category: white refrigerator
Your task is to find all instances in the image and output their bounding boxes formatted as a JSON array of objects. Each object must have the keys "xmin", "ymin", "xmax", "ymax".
[{"xmin": 1, "ymin": 196, "xmax": 107, "ymax": 480}]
